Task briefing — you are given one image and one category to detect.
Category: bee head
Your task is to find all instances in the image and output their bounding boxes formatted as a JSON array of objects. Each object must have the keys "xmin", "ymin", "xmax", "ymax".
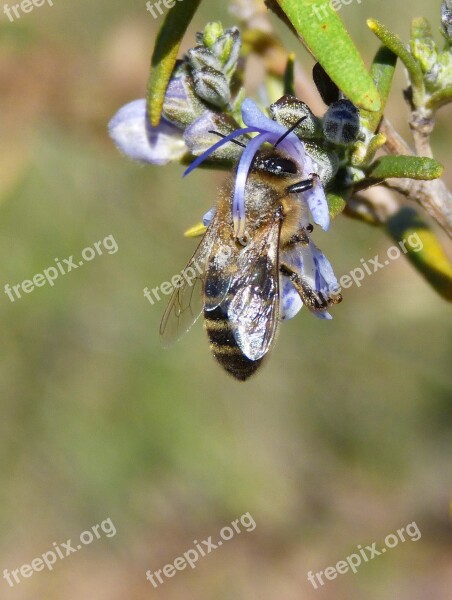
[
  {"xmin": 254, "ymin": 154, "xmax": 298, "ymax": 177},
  {"xmin": 251, "ymin": 149, "xmax": 315, "ymax": 196}
]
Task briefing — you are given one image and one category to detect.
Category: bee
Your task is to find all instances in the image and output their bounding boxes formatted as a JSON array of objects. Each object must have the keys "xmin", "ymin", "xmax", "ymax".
[{"xmin": 160, "ymin": 142, "xmax": 342, "ymax": 381}]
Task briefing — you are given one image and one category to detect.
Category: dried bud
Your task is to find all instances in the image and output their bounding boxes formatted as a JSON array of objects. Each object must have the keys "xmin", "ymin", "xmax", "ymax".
[
  {"xmin": 323, "ymin": 100, "xmax": 360, "ymax": 146},
  {"xmin": 193, "ymin": 67, "xmax": 231, "ymax": 109},
  {"xmin": 269, "ymin": 95, "xmax": 323, "ymax": 139}
]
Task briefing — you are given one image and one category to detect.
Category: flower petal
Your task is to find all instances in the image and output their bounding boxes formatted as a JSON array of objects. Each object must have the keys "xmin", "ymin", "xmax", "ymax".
[
  {"xmin": 279, "ymin": 276, "xmax": 303, "ymax": 320},
  {"xmin": 281, "ymin": 241, "xmax": 339, "ymax": 319},
  {"xmin": 233, "ymin": 132, "xmax": 273, "ymax": 240},
  {"xmin": 241, "ymin": 98, "xmax": 288, "ymax": 136},
  {"xmin": 241, "ymin": 99, "xmax": 305, "ymax": 165},
  {"xmin": 302, "ymin": 153, "xmax": 330, "ymax": 231},
  {"xmin": 310, "ymin": 241, "xmax": 340, "ymax": 295},
  {"xmin": 109, "ymin": 99, "xmax": 186, "ymax": 165},
  {"xmin": 313, "ymin": 310, "xmax": 333, "ymax": 320},
  {"xmin": 203, "ymin": 207, "xmax": 216, "ymax": 226}
]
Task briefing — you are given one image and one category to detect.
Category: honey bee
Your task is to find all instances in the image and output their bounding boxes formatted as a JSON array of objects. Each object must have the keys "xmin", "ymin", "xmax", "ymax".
[{"xmin": 160, "ymin": 143, "xmax": 342, "ymax": 381}]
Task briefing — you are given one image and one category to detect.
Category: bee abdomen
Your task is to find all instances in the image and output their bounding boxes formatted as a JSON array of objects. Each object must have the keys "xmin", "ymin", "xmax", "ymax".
[{"xmin": 204, "ymin": 306, "xmax": 262, "ymax": 381}]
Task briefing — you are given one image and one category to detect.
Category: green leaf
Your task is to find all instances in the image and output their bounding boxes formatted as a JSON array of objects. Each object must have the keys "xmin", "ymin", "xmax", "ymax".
[
  {"xmin": 361, "ymin": 46, "xmax": 398, "ymax": 132},
  {"xmin": 326, "ymin": 192, "xmax": 347, "ymax": 219},
  {"xmin": 426, "ymin": 86, "xmax": 452, "ymax": 111},
  {"xmin": 386, "ymin": 208, "xmax": 452, "ymax": 301},
  {"xmin": 273, "ymin": 0, "xmax": 381, "ymax": 112},
  {"xmin": 367, "ymin": 156, "xmax": 443, "ymax": 180},
  {"xmin": 351, "ymin": 133, "xmax": 387, "ymax": 167},
  {"xmin": 147, "ymin": 0, "xmax": 203, "ymax": 127},
  {"xmin": 367, "ymin": 19, "xmax": 425, "ymax": 108}
]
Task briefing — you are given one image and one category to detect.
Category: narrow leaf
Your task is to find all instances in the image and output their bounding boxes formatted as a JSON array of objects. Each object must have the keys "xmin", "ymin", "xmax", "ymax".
[
  {"xmin": 426, "ymin": 87, "xmax": 452, "ymax": 111},
  {"xmin": 361, "ymin": 46, "xmax": 398, "ymax": 132},
  {"xmin": 367, "ymin": 19, "xmax": 425, "ymax": 108},
  {"xmin": 367, "ymin": 156, "xmax": 443, "ymax": 180},
  {"xmin": 273, "ymin": 0, "xmax": 381, "ymax": 112},
  {"xmin": 147, "ymin": 0, "xmax": 203, "ymax": 127},
  {"xmin": 284, "ymin": 53, "xmax": 296, "ymax": 96},
  {"xmin": 386, "ymin": 208, "xmax": 452, "ymax": 301}
]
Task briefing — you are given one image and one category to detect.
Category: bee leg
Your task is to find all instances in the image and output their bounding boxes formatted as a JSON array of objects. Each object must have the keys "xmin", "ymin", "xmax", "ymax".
[
  {"xmin": 286, "ymin": 224, "xmax": 315, "ymax": 247},
  {"xmin": 287, "ymin": 173, "xmax": 321, "ymax": 195},
  {"xmin": 280, "ymin": 263, "xmax": 342, "ymax": 311},
  {"xmin": 286, "ymin": 231, "xmax": 310, "ymax": 246}
]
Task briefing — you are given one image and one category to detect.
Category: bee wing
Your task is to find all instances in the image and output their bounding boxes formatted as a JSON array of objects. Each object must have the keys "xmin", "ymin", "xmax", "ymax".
[
  {"xmin": 160, "ymin": 220, "xmax": 220, "ymax": 347},
  {"xmin": 226, "ymin": 220, "xmax": 282, "ymax": 361}
]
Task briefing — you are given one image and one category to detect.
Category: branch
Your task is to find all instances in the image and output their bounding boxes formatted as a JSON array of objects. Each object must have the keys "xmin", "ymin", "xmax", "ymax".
[
  {"xmin": 379, "ymin": 118, "xmax": 414, "ymax": 155},
  {"xmin": 380, "ymin": 118, "xmax": 452, "ymax": 238}
]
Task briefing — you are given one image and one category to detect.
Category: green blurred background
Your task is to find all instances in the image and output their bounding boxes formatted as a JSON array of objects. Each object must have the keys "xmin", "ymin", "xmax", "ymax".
[{"xmin": 0, "ymin": 1, "xmax": 451, "ymax": 599}]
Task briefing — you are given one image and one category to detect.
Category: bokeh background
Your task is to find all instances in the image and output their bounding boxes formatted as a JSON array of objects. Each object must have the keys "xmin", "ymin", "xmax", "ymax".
[{"xmin": 0, "ymin": 1, "xmax": 451, "ymax": 599}]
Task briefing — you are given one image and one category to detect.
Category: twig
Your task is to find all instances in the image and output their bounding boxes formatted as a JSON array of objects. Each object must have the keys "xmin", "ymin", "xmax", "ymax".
[
  {"xmin": 379, "ymin": 119, "xmax": 414, "ymax": 156},
  {"xmin": 409, "ymin": 109, "xmax": 435, "ymax": 159},
  {"xmin": 380, "ymin": 118, "xmax": 452, "ymax": 238}
]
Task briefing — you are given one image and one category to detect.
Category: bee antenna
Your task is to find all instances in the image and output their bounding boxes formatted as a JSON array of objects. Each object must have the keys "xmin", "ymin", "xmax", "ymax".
[
  {"xmin": 208, "ymin": 131, "xmax": 247, "ymax": 148},
  {"xmin": 274, "ymin": 116, "xmax": 307, "ymax": 149}
]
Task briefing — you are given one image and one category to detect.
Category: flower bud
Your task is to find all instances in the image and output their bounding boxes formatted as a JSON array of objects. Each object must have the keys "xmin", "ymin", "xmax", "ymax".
[
  {"xmin": 187, "ymin": 46, "xmax": 223, "ymax": 72},
  {"xmin": 304, "ymin": 142, "xmax": 339, "ymax": 185},
  {"xmin": 184, "ymin": 112, "xmax": 247, "ymax": 161},
  {"xmin": 269, "ymin": 95, "xmax": 323, "ymax": 139},
  {"xmin": 211, "ymin": 27, "xmax": 241, "ymax": 77},
  {"xmin": 410, "ymin": 18, "xmax": 439, "ymax": 88},
  {"xmin": 162, "ymin": 65, "xmax": 206, "ymax": 129},
  {"xmin": 193, "ymin": 67, "xmax": 231, "ymax": 109},
  {"xmin": 202, "ymin": 22, "xmax": 224, "ymax": 49}
]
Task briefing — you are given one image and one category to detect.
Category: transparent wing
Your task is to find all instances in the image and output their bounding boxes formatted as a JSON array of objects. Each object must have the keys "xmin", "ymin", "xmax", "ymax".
[
  {"xmin": 226, "ymin": 220, "xmax": 282, "ymax": 361},
  {"xmin": 160, "ymin": 221, "xmax": 220, "ymax": 347},
  {"xmin": 203, "ymin": 242, "xmax": 236, "ymax": 312}
]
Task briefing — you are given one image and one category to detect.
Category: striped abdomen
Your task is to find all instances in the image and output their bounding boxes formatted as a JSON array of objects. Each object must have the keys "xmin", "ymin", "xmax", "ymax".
[{"xmin": 204, "ymin": 304, "xmax": 262, "ymax": 381}]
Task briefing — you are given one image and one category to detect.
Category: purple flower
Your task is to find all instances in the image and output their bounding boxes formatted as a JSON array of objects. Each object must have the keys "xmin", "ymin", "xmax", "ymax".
[
  {"xmin": 184, "ymin": 98, "xmax": 331, "ymax": 240},
  {"xmin": 280, "ymin": 241, "xmax": 340, "ymax": 321},
  {"xmin": 108, "ymin": 99, "xmax": 186, "ymax": 165}
]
